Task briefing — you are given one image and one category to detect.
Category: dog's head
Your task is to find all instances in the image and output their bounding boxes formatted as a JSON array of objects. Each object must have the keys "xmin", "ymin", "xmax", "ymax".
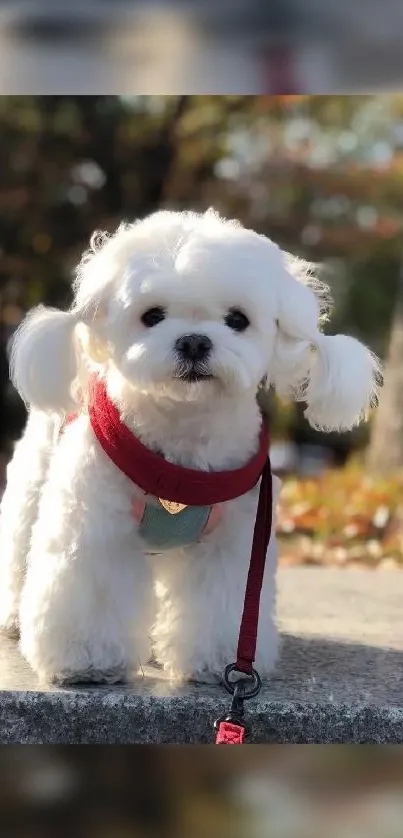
[{"xmin": 11, "ymin": 209, "xmax": 381, "ymax": 431}]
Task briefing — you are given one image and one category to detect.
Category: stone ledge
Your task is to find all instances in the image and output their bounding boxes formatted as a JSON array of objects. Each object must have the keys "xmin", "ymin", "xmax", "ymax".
[{"xmin": 0, "ymin": 568, "xmax": 402, "ymax": 744}]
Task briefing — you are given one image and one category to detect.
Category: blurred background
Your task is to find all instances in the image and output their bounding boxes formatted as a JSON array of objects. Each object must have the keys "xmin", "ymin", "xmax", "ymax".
[
  {"xmin": 2, "ymin": 1, "xmax": 403, "ymax": 94},
  {"xmin": 0, "ymin": 745, "xmax": 403, "ymax": 838},
  {"xmin": 1, "ymin": 94, "xmax": 403, "ymax": 571}
]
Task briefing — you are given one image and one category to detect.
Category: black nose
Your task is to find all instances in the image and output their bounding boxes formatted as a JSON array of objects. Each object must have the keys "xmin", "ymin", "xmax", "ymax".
[{"xmin": 175, "ymin": 334, "xmax": 213, "ymax": 362}]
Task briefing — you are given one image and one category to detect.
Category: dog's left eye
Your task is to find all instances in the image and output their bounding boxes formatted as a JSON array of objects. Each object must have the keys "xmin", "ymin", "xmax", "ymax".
[
  {"xmin": 225, "ymin": 308, "xmax": 250, "ymax": 332},
  {"xmin": 141, "ymin": 307, "xmax": 166, "ymax": 327}
]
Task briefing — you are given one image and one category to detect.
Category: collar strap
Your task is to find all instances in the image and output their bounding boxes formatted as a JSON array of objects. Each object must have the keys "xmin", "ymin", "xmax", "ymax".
[{"xmin": 88, "ymin": 377, "xmax": 269, "ymax": 507}]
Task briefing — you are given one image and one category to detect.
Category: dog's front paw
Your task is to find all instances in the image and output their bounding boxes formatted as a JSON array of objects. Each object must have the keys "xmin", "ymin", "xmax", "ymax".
[
  {"xmin": 187, "ymin": 669, "xmax": 223, "ymax": 685},
  {"xmin": 0, "ymin": 598, "xmax": 21, "ymax": 639},
  {"xmin": 160, "ymin": 660, "xmax": 224, "ymax": 685},
  {"xmin": 153, "ymin": 632, "xmax": 232, "ymax": 685},
  {"xmin": 0, "ymin": 618, "xmax": 20, "ymax": 640},
  {"xmin": 50, "ymin": 663, "xmax": 128, "ymax": 686}
]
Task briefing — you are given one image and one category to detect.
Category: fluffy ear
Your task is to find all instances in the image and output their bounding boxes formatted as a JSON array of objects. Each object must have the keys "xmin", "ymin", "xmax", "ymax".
[
  {"xmin": 270, "ymin": 260, "xmax": 382, "ymax": 431},
  {"xmin": 10, "ymin": 228, "xmax": 117, "ymax": 414},
  {"xmin": 10, "ymin": 306, "xmax": 81, "ymax": 413}
]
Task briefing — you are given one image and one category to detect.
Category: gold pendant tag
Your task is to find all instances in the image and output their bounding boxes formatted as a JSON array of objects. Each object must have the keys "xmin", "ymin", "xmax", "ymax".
[{"xmin": 159, "ymin": 498, "xmax": 187, "ymax": 515}]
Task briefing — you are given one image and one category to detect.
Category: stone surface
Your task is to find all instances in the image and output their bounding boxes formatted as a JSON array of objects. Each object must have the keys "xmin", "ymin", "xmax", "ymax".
[{"xmin": 0, "ymin": 568, "xmax": 402, "ymax": 743}]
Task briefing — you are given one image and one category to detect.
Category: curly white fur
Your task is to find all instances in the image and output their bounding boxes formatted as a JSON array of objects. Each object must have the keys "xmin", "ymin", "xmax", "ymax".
[{"xmin": 0, "ymin": 209, "xmax": 380, "ymax": 685}]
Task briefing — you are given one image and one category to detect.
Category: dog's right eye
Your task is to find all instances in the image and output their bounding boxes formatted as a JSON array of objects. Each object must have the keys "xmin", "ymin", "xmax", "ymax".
[{"xmin": 141, "ymin": 307, "xmax": 166, "ymax": 327}]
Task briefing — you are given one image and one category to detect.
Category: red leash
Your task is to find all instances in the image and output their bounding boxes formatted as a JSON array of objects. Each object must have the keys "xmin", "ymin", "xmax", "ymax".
[
  {"xmin": 214, "ymin": 456, "xmax": 272, "ymax": 744},
  {"xmin": 66, "ymin": 378, "xmax": 273, "ymax": 744}
]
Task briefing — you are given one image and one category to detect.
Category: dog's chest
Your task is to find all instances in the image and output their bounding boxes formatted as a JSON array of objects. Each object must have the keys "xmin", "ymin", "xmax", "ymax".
[{"xmin": 134, "ymin": 414, "xmax": 242, "ymax": 472}]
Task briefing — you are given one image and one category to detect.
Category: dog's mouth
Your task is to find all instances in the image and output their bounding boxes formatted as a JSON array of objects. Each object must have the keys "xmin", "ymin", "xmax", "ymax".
[
  {"xmin": 175, "ymin": 370, "xmax": 215, "ymax": 383},
  {"xmin": 174, "ymin": 364, "xmax": 215, "ymax": 383}
]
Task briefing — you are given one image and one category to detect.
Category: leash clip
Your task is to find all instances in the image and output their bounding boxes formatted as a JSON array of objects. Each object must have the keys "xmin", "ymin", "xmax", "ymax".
[
  {"xmin": 214, "ymin": 663, "xmax": 262, "ymax": 744},
  {"xmin": 215, "ymin": 680, "xmax": 248, "ymax": 728},
  {"xmin": 222, "ymin": 662, "xmax": 262, "ymax": 699}
]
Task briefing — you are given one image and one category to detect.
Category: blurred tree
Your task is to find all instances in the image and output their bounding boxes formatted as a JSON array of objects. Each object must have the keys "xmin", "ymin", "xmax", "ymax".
[
  {"xmin": 2, "ymin": 94, "xmax": 402, "ymax": 332},
  {"xmin": 0, "ymin": 94, "xmax": 261, "ymax": 449},
  {"xmin": 367, "ymin": 264, "xmax": 403, "ymax": 472},
  {"xmin": 0, "ymin": 95, "xmax": 243, "ymax": 449},
  {"xmin": 1, "ymin": 94, "xmax": 403, "ymax": 456},
  {"xmin": 0, "ymin": 95, "xmax": 263, "ymax": 306},
  {"xmin": 218, "ymin": 95, "xmax": 403, "ymax": 462},
  {"xmin": 0, "ymin": 95, "xmax": 192, "ymax": 308},
  {"xmin": 210, "ymin": 95, "xmax": 403, "ymax": 351}
]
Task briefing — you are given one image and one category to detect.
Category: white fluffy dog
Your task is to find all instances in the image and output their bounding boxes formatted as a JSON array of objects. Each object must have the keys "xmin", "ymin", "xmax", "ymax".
[{"xmin": 0, "ymin": 209, "xmax": 380, "ymax": 686}]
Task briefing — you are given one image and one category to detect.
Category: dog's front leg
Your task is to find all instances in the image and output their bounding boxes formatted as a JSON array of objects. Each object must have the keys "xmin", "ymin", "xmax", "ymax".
[
  {"xmin": 151, "ymin": 496, "xmax": 280, "ymax": 683},
  {"xmin": 20, "ymin": 531, "xmax": 153, "ymax": 686},
  {"xmin": 0, "ymin": 410, "xmax": 57, "ymax": 639},
  {"xmin": 19, "ymin": 429, "xmax": 154, "ymax": 685},
  {"xmin": 20, "ymin": 528, "xmax": 153, "ymax": 685}
]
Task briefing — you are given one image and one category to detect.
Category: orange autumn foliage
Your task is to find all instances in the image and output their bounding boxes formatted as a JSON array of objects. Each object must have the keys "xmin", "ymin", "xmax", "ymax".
[{"xmin": 277, "ymin": 464, "xmax": 403, "ymax": 569}]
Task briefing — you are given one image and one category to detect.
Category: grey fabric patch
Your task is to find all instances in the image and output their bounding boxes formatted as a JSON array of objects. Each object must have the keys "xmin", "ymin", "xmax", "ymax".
[{"xmin": 139, "ymin": 502, "xmax": 211, "ymax": 550}]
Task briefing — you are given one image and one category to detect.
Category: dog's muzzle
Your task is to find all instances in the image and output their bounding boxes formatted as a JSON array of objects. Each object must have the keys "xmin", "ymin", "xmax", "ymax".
[{"xmin": 174, "ymin": 333, "xmax": 214, "ymax": 381}]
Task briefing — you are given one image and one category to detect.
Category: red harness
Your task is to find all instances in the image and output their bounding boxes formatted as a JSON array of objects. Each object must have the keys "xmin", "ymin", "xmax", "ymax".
[{"xmin": 65, "ymin": 377, "xmax": 273, "ymax": 743}]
